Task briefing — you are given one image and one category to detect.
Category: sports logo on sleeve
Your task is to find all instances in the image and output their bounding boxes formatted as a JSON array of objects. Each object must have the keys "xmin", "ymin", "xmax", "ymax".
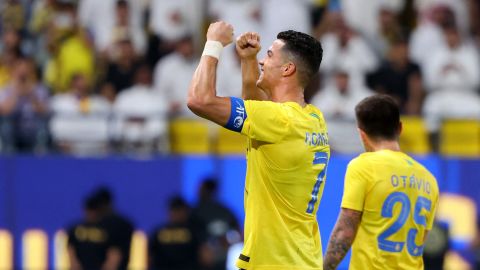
[
  {"xmin": 233, "ymin": 102, "xmax": 245, "ymax": 128},
  {"xmin": 225, "ymin": 97, "xmax": 247, "ymax": 132}
]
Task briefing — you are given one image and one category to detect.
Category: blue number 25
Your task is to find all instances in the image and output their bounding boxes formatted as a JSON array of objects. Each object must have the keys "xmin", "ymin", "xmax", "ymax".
[
  {"xmin": 377, "ymin": 192, "xmax": 432, "ymax": 256},
  {"xmin": 306, "ymin": 152, "xmax": 328, "ymax": 214}
]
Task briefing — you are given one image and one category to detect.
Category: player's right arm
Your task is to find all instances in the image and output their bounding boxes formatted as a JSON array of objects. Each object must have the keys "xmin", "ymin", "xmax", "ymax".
[
  {"xmin": 324, "ymin": 158, "xmax": 370, "ymax": 270},
  {"xmin": 324, "ymin": 208, "xmax": 362, "ymax": 270},
  {"xmin": 236, "ymin": 32, "xmax": 269, "ymax": 101},
  {"xmin": 187, "ymin": 22, "xmax": 234, "ymax": 126}
]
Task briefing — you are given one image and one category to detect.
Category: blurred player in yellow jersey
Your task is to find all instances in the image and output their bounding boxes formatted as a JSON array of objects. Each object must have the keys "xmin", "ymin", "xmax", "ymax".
[
  {"xmin": 323, "ymin": 95, "xmax": 439, "ymax": 270},
  {"xmin": 187, "ymin": 21, "xmax": 329, "ymax": 269}
]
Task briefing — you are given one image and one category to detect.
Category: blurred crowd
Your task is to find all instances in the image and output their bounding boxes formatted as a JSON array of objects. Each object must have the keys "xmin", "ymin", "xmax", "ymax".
[
  {"xmin": 68, "ymin": 179, "xmax": 241, "ymax": 270},
  {"xmin": 0, "ymin": 0, "xmax": 479, "ymax": 155}
]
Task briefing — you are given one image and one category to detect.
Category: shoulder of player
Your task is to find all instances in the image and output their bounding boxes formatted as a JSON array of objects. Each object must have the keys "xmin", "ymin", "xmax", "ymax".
[
  {"xmin": 244, "ymin": 101, "xmax": 325, "ymax": 126},
  {"xmin": 346, "ymin": 154, "xmax": 375, "ymax": 172},
  {"xmin": 244, "ymin": 100, "xmax": 290, "ymax": 117},
  {"xmin": 407, "ymin": 156, "xmax": 438, "ymax": 183}
]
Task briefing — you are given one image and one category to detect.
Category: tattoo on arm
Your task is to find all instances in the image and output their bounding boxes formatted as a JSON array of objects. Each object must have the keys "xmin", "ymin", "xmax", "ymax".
[{"xmin": 323, "ymin": 208, "xmax": 362, "ymax": 270}]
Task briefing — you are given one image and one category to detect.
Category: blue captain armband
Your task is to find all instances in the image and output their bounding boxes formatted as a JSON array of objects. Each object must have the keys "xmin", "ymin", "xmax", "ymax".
[{"xmin": 225, "ymin": 97, "xmax": 247, "ymax": 132}]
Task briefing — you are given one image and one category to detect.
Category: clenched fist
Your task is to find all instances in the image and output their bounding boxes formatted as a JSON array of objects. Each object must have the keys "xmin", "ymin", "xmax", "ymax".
[
  {"xmin": 206, "ymin": 21, "xmax": 234, "ymax": 47},
  {"xmin": 236, "ymin": 32, "xmax": 261, "ymax": 60}
]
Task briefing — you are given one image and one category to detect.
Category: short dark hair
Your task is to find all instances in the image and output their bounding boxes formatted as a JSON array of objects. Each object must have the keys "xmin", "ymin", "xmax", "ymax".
[
  {"xmin": 93, "ymin": 187, "xmax": 113, "ymax": 206},
  {"xmin": 355, "ymin": 94, "xmax": 401, "ymax": 140},
  {"xmin": 84, "ymin": 194, "xmax": 102, "ymax": 211},
  {"xmin": 277, "ymin": 30, "xmax": 323, "ymax": 87},
  {"xmin": 168, "ymin": 196, "xmax": 189, "ymax": 211},
  {"xmin": 199, "ymin": 177, "xmax": 218, "ymax": 200}
]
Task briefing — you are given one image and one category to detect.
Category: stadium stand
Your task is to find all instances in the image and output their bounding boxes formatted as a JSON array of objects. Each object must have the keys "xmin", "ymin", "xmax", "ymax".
[
  {"xmin": 440, "ymin": 119, "xmax": 480, "ymax": 157},
  {"xmin": 169, "ymin": 119, "xmax": 210, "ymax": 154},
  {"xmin": 399, "ymin": 116, "xmax": 431, "ymax": 155}
]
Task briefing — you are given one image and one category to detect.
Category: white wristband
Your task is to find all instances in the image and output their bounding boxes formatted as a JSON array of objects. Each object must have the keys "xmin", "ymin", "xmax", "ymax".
[{"xmin": 202, "ymin": 40, "xmax": 224, "ymax": 59}]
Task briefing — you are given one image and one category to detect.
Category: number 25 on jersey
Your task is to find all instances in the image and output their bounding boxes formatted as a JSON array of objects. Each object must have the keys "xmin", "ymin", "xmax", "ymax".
[{"xmin": 378, "ymin": 192, "xmax": 432, "ymax": 256}]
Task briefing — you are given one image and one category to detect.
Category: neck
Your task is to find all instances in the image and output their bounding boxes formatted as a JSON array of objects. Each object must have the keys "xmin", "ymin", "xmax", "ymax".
[
  {"xmin": 269, "ymin": 82, "xmax": 306, "ymax": 107},
  {"xmin": 367, "ymin": 139, "xmax": 401, "ymax": 152}
]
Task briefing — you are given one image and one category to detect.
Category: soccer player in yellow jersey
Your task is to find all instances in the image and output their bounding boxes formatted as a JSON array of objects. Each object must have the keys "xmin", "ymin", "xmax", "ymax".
[
  {"xmin": 187, "ymin": 21, "xmax": 329, "ymax": 270},
  {"xmin": 323, "ymin": 95, "xmax": 439, "ymax": 270}
]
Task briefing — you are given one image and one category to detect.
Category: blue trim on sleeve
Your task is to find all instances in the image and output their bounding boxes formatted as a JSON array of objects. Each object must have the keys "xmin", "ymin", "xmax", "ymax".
[{"xmin": 225, "ymin": 97, "xmax": 247, "ymax": 132}]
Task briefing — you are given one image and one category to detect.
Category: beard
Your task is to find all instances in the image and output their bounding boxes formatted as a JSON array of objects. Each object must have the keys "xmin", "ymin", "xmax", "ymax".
[{"xmin": 256, "ymin": 72, "xmax": 266, "ymax": 90}]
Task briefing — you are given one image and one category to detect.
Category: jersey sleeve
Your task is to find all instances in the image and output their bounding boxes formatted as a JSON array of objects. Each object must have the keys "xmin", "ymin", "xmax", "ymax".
[
  {"xmin": 341, "ymin": 157, "xmax": 372, "ymax": 212},
  {"xmin": 238, "ymin": 100, "xmax": 290, "ymax": 143}
]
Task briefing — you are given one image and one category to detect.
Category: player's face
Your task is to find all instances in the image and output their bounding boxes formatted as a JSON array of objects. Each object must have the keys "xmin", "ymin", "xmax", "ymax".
[{"xmin": 257, "ymin": 40, "xmax": 287, "ymax": 92}]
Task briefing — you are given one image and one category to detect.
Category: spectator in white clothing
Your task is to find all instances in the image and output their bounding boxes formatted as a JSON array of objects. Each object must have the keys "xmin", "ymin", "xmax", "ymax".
[
  {"xmin": 320, "ymin": 14, "xmax": 379, "ymax": 84},
  {"xmin": 415, "ymin": 0, "xmax": 470, "ymax": 35},
  {"xmin": 310, "ymin": 68, "xmax": 374, "ymax": 153},
  {"xmin": 112, "ymin": 64, "xmax": 168, "ymax": 154},
  {"xmin": 77, "ymin": 0, "xmax": 144, "ymax": 54},
  {"xmin": 209, "ymin": 0, "xmax": 261, "ymax": 37},
  {"xmin": 148, "ymin": 0, "xmax": 203, "ymax": 65},
  {"xmin": 50, "ymin": 73, "xmax": 111, "ymax": 156},
  {"xmin": 423, "ymin": 23, "xmax": 480, "ymax": 147},
  {"xmin": 260, "ymin": 0, "xmax": 313, "ymax": 53},
  {"xmin": 340, "ymin": 0, "xmax": 405, "ymax": 40},
  {"xmin": 153, "ymin": 35, "xmax": 198, "ymax": 118},
  {"xmin": 312, "ymin": 68, "xmax": 375, "ymax": 120},
  {"xmin": 149, "ymin": 0, "xmax": 202, "ymax": 43},
  {"xmin": 104, "ymin": 0, "xmax": 146, "ymax": 57},
  {"xmin": 409, "ymin": 4, "xmax": 454, "ymax": 67}
]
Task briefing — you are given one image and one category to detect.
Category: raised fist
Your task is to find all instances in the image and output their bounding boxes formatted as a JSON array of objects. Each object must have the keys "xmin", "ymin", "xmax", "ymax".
[
  {"xmin": 206, "ymin": 21, "xmax": 234, "ymax": 47},
  {"xmin": 236, "ymin": 32, "xmax": 261, "ymax": 60}
]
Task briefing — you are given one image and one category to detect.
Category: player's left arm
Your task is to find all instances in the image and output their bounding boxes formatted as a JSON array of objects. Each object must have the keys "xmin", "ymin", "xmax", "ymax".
[
  {"xmin": 187, "ymin": 21, "xmax": 234, "ymax": 126},
  {"xmin": 323, "ymin": 208, "xmax": 362, "ymax": 270}
]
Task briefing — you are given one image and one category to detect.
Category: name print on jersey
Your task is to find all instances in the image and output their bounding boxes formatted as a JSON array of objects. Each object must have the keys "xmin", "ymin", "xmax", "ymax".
[
  {"xmin": 305, "ymin": 132, "xmax": 329, "ymax": 147},
  {"xmin": 391, "ymin": 174, "xmax": 432, "ymax": 194}
]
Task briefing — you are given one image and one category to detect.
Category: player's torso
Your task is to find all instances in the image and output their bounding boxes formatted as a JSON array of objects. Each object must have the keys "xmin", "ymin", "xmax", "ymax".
[
  {"xmin": 350, "ymin": 150, "xmax": 439, "ymax": 270},
  {"xmin": 239, "ymin": 103, "xmax": 330, "ymax": 269}
]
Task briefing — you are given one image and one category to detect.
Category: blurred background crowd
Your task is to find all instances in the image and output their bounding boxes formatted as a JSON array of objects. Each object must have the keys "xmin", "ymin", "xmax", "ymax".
[{"xmin": 0, "ymin": 0, "xmax": 479, "ymax": 156}]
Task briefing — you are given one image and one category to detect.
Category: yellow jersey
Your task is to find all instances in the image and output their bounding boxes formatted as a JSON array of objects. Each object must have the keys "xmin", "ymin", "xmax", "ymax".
[
  {"xmin": 341, "ymin": 150, "xmax": 439, "ymax": 270},
  {"xmin": 232, "ymin": 99, "xmax": 330, "ymax": 270}
]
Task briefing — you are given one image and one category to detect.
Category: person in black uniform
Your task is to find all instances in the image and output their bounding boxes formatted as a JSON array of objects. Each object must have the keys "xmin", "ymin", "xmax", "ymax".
[
  {"xmin": 94, "ymin": 187, "xmax": 135, "ymax": 270},
  {"xmin": 149, "ymin": 196, "xmax": 203, "ymax": 270},
  {"xmin": 191, "ymin": 178, "xmax": 240, "ymax": 270},
  {"xmin": 423, "ymin": 221, "xmax": 450, "ymax": 270},
  {"xmin": 67, "ymin": 194, "xmax": 111, "ymax": 270}
]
